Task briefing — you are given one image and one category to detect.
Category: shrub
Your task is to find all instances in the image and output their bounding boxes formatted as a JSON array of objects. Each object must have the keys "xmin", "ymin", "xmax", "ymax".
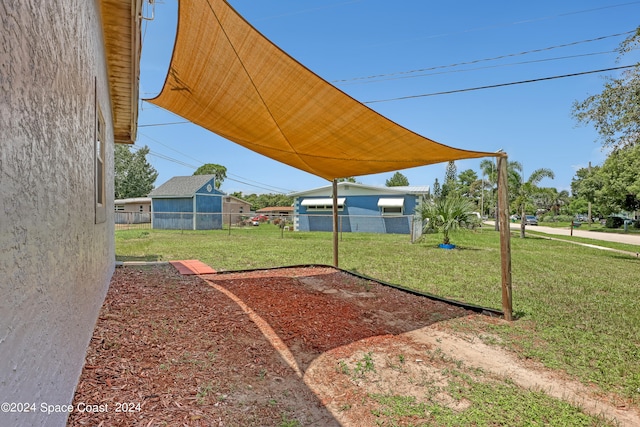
[
  {"xmin": 605, "ymin": 216, "xmax": 625, "ymax": 228},
  {"xmin": 415, "ymin": 195, "xmax": 474, "ymax": 245},
  {"xmin": 466, "ymin": 216, "xmax": 482, "ymax": 230},
  {"xmin": 540, "ymin": 214, "xmax": 573, "ymax": 223}
]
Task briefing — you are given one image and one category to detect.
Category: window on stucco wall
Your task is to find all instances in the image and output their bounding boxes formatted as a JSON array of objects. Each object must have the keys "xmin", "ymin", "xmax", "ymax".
[{"xmin": 95, "ymin": 101, "xmax": 106, "ymax": 224}]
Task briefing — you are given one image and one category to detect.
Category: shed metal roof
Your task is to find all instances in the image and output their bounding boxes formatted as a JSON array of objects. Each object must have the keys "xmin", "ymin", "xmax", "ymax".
[
  {"xmin": 149, "ymin": 175, "xmax": 217, "ymax": 197},
  {"xmin": 114, "ymin": 197, "xmax": 151, "ymax": 204},
  {"xmin": 289, "ymin": 182, "xmax": 428, "ymax": 198}
]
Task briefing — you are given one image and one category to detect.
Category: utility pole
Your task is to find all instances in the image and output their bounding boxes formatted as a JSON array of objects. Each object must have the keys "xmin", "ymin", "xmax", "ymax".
[{"xmin": 481, "ymin": 172, "xmax": 485, "ymax": 218}]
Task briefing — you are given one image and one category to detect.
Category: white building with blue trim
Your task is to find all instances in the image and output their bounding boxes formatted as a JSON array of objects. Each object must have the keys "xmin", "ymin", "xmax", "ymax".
[{"xmin": 290, "ymin": 182, "xmax": 429, "ymax": 234}]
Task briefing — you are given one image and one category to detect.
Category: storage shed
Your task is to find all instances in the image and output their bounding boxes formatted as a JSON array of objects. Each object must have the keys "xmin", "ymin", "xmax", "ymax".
[
  {"xmin": 149, "ymin": 175, "xmax": 224, "ymax": 230},
  {"xmin": 291, "ymin": 182, "xmax": 429, "ymax": 234},
  {"xmin": 222, "ymin": 195, "xmax": 252, "ymax": 225},
  {"xmin": 256, "ymin": 206, "xmax": 294, "ymax": 219},
  {"xmin": 114, "ymin": 197, "xmax": 152, "ymax": 225},
  {"xmin": 114, "ymin": 197, "xmax": 152, "ymax": 213}
]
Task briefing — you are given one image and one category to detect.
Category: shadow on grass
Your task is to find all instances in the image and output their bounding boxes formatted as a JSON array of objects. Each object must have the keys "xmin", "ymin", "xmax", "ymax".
[
  {"xmin": 416, "ymin": 244, "xmax": 484, "ymax": 251},
  {"xmin": 116, "ymin": 254, "xmax": 163, "ymax": 262},
  {"xmin": 512, "ymin": 235, "xmax": 550, "ymax": 241},
  {"xmin": 610, "ymin": 253, "xmax": 640, "ymax": 261},
  {"xmin": 443, "ymin": 245, "xmax": 482, "ymax": 251},
  {"xmin": 513, "ymin": 310, "xmax": 528, "ymax": 320}
]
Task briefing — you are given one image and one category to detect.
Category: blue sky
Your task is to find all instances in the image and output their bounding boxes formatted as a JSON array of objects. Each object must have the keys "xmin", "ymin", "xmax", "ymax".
[{"xmin": 137, "ymin": 0, "xmax": 640, "ymax": 195}]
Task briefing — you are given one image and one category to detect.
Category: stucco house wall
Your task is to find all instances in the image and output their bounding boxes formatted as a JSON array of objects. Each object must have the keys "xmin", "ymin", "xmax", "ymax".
[{"xmin": 0, "ymin": 1, "xmax": 140, "ymax": 425}]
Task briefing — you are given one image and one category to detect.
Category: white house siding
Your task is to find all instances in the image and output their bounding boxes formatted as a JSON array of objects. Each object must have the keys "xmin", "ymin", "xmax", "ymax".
[{"xmin": 1, "ymin": 1, "xmax": 116, "ymax": 425}]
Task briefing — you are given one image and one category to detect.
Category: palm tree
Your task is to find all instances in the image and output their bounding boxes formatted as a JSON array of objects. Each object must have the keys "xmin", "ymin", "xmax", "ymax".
[
  {"xmin": 535, "ymin": 188, "xmax": 557, "ymax": 216},
  {"xmin": 415, "ymin": 194, "xmax": 474, "ymax": 246},
  {"xmin": 537, "ymin": 188, "xmax": 570, "ymax": 216},
  {"xmin": 515, "ymin": 168, "xmax": 555, "ymax": 238},
  {"xmin": 479, "ymin": 159, "xmax": 523, "ymax": 230},
  {"xmin": 554, "ymin": 190, "xmax": 571, "ymax": 216}
]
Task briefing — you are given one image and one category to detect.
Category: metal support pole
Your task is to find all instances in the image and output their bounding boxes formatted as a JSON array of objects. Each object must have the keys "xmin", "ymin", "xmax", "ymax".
[
  {"xmin": 497, "ymin": 155, "xmax": 513, "ymax": 321},
  {"xmin": 332, "ymin": 179, "xmax": 339, "ymax": 267}
]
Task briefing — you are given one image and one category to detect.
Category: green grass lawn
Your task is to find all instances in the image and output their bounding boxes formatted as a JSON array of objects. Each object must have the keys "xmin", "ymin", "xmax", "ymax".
[{"xmin": 116, "ymin": 225, "xmax": 640, "ymax": 422}]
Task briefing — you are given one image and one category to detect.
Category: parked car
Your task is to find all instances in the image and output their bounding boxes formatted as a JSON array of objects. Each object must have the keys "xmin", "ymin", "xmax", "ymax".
[
  {"xmin": 251, "ymin": 214, "xmax": 268, "ymax": 222},
  {"xmin": 525, "ymin": 215, "xmax": 538, "ymax": 225}
]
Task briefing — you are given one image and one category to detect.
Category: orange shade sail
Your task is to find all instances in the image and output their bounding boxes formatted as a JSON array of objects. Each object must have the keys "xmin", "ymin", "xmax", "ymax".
[{"xmin": 148, "ymin": 0, "xmax": 497, "ymax": 180}]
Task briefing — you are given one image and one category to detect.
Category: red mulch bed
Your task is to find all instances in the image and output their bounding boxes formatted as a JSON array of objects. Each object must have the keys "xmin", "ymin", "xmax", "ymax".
[{"xmin": 68, "ymin": 264, "xmax": 470, "ymax": 426}]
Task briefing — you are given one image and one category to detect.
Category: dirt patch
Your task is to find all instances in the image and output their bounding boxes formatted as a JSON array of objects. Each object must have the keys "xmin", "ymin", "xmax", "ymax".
[{"xmin": 68, "ymin": 264, "xmax": 638, "ymax": 426}]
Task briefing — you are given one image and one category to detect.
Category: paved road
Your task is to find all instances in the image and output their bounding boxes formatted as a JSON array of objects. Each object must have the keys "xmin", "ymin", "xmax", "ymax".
[{"xmin": 485, "ymin": 221, "xmax": 640, "ymax": 246}]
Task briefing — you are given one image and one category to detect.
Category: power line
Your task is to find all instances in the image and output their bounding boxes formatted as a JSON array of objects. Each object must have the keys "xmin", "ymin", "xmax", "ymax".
[
  {"xmin": 132, "ymin": 140, "xmax": 294, "ymax": 194},
  {"xmin": 226, "ymin": 174, "xmax": 293, "ymax": 194},
  {"xmin": 364, "ymin": 65, "xmax": 637, "ymax": 104},
  {"xmin": 139, "ymin": 116, "xmax": 296, "ymax": 193},
  {"xmin": 343, "ymin": 49, "xmax": 619, "ymax": 86},
  {"xmin": 139, "ymin": 132, "xmax": 294, "ymax": 193},
  {"xmin": 334, "ymin": 30, "xmax": 635, "ymax": 84},
  {"xmin": 552, "ymin": 1, "xmax": 640, "ymax": 18},
  {"xmin": 223, "ymin": 176, "xmax": 293, "ymax": 194},
  {"xmin": 365, "ymin": 2, "xmax": 640, "ymax": 48},
  {"xmin": 130, "ymin": 144, "xmax": 200, "ymax": 169},
  {"xmin": 139, "ymin": 132, "xmax": 206, "ymax": 165}
]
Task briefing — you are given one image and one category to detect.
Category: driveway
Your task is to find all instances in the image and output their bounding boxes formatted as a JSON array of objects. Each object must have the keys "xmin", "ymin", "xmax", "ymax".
[{"xmin": 486, "ymin": 221, "xmax": 640, "ymax": 246}]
